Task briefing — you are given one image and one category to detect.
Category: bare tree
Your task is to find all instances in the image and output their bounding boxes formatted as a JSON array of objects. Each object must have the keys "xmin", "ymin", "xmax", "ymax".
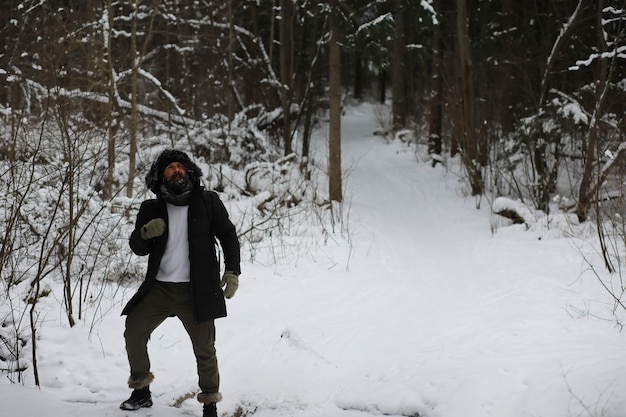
[
  {"xmin": 329, "ymin": 0, "xmax": 342, "ymax": 203},
  {"xmin": 427, "ymin": 0, "xmax": 443, "ymax": 166},
  {"xmin": 391, "ymin": 0, "xmax": 407, "ymax": 131},
  {"xmin": 576, "ymin": 0, "xmax": 611, "ymax": 223},
  {"xmin": 104, "ymin": 0, "xmax": 119, "ymax": 200},
  {"xmin": 280, "ymin": 0, "xmax": 295, "ymax": 156},
  {"xmin": 456, "ymin": 0, "xmax": 482, "ymax": 195}
]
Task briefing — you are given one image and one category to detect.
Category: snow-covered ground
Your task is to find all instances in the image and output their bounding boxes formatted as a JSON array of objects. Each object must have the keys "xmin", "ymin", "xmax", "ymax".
[{"xmin": 3, "ymin": 103, "xmax": 626, "ymax": 417}]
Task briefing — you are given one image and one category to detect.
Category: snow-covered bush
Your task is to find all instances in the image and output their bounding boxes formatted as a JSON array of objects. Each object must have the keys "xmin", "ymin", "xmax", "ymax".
[{"xmin": 0, "ymin": 96, "xmax": 331, "ymax": 383}]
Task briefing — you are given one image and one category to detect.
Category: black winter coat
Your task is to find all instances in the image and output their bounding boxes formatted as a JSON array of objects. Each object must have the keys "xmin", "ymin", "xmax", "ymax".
[{"xmin": 122, "ymin": 186, "xmax": 240, "ymax": 323}]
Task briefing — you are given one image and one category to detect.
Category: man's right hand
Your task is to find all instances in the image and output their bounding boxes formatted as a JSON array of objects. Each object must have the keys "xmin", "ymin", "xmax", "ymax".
[{"xmin": 140, "ymin": 218, "xmax": 166, "ymax": 240}]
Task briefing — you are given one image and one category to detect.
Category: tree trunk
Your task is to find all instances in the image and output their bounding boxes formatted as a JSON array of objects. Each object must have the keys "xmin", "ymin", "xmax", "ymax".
[
  {"xmin": 127, "ymin": 0, "xmax": 138, "ymax": 198},
  {"xmin": 428, "ymin": 0, "xmax": 443, "ymax": 166},
  {"xmin": 379, "ymin": 70, "xmax": 386, "ymax": 104},
  {"xmin": 499, "ymin": 0, "xmax": 515, "ymax": 133},
  {"xmin": 328, "ymin": 2, "xmax": 342, "ymax": 203},
  {"xmin": 105, "ymin": 0, "xmax": 116, "ymax": 200},
  {"xmin": 280, "ymin": 0, "xmax": 294, "ymax": 156},
  {"xmin": 227, "ymin": 0, "xmax": 235, "ymax": 129},
  {"xmin": 300, "ymin": 11, "xmax": 321, "ymax": 179},
  {"xmin": 391, "ymin": 0, "xmax": 407, "ymax": 130},
  {"xmin": 576, "ymin": 0, "xmax": 608, "ymax": 222},
  {"xmin": 456, "ymin": 0, "xmax": 482, "ymax": 195},
  {"xmin": 354, "ymin": 52, "xmax": 363, "ymax": 101}
]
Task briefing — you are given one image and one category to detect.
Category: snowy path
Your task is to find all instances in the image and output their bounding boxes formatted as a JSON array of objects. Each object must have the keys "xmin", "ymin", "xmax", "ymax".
[
  {"xmin": 330, "ymin": 105, "xmax": 626, "ymax": 417},
  {"xmin": 223, "ymin": 104, "xmax": 626, "ymax": 417},
  {"xmin": 3, "ymin": 103, "xmax": 626, "ymax": 417}
]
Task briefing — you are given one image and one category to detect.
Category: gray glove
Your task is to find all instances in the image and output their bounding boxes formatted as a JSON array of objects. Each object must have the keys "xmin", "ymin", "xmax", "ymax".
[
  {"xmin": 140, "ymin": 218, "xmax": 166, "ymax": 240},
  {"xmin": 220, "ymin": 271, "xmax": 239, "ymax": 299}
]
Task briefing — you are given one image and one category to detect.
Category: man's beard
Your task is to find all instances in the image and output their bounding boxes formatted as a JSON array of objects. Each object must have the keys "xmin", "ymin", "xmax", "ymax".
[{"xmin": 164, "ymin": 172, "xmax": 190, "ymax": 193}]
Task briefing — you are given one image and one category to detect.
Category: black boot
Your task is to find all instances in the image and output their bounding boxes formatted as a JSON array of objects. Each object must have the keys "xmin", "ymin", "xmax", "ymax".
[
  {"xmin": 203, "ymin": 403, "xmax": 218, "ymax": 417},
  {"xmin": 120, "ymin": 386, "xmax": 153, "ymax": 410}
]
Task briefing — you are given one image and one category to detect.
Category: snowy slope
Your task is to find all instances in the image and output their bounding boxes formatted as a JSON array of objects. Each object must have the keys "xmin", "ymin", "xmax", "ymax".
[{"xmin": 2, "ymin": 103, "xmax": 626, "ymax": 417}]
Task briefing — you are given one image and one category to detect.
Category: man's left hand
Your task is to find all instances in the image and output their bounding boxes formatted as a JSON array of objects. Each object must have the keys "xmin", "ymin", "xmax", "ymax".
[{"xmin": 220, "ymin": 271, "xmax": 239, "ymax": 299}]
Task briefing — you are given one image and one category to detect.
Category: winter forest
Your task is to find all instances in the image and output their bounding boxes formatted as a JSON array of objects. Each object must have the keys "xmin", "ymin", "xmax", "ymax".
[{"xmin": 2, "ymin": 0, "xmax": 626, "ymax": 416}]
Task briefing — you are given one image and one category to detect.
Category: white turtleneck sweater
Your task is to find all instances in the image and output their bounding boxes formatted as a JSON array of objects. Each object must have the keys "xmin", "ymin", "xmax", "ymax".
[{"xmin": 155, "ymin": 203, "xmax": 190, "ymax": 283}]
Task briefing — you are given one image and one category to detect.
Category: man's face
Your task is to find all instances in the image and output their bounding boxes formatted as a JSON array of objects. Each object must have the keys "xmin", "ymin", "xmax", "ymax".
[{"xmin": 163, "ymin": 161, "xmax": 189, "ymax": 192}]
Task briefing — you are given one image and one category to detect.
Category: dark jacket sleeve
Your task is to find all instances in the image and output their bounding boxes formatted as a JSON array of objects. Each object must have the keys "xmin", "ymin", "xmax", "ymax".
[
  {"xmin": 208, "ymin": 191, "xmax": 241, "ymax": 274},
  {"xmin": 129, "ymin": 200, "xmax": 159, "ymax": 256}
]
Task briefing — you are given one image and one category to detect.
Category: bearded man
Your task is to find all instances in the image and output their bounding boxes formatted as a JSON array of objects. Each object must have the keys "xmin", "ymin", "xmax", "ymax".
[{"xmin": 120, "ymin": 149, "xmax": 240, "ymax": 417}]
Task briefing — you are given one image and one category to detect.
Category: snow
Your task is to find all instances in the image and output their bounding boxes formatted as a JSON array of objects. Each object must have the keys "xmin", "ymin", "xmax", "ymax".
[
  {"xmin": 3, "ymin": 103, "xmax": 626, "ymax": 417},
  {"xmin": 492, "ymin": 197, "xmax": 535, "ymax": 225}
]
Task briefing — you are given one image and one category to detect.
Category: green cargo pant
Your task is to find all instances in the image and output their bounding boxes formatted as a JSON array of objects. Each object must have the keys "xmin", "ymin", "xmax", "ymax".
[{"xmin": 124, "ymin": 281, "xmax": 219, "ymax": 394}]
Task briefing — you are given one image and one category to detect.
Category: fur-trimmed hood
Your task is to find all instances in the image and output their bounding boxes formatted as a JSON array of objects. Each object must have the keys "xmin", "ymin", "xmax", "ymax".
[{"xmin": 145, "ymin": 149, "xmax": 203, "ymax": 195}]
